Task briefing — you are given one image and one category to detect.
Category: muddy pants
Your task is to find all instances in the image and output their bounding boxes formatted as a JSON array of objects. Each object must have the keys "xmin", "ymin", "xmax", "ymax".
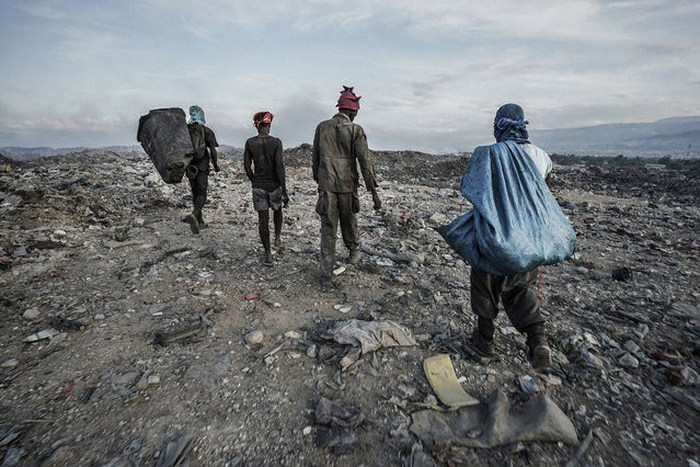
[
  {"xmin": 188, "ymin": 169, "xmax": 208, "ymax": 214},
  {"xmin": 317, "ymin": 191, "xmax": 359, "ymax": 275},
  {"xmin": 470, "ymin": 267, "xmax": 543, "ymax": 333}
]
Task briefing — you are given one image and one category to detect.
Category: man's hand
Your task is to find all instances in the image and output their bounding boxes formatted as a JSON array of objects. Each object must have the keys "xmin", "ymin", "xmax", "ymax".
[
  {"xmin": 283, "ymin": 190, "xmax": 290, "ymax": 208},
  {"xmin": 371, "ymin": 188, "xmax": 381, "ymax": 211},
  {"xmin": 213, "ymin": 162, "xmax": 221, "ymax": 173}
]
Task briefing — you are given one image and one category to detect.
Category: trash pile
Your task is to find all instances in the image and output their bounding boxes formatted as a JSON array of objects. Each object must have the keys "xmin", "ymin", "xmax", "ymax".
[{"xmin": 0, "ymin": 147, "xmax": 698, "ymax": 465}]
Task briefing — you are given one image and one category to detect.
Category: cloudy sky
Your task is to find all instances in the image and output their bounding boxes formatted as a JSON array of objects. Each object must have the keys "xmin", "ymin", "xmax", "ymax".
[{"xmin": 1, "ymin": 0, "xmax": 699, "ymax": 152}]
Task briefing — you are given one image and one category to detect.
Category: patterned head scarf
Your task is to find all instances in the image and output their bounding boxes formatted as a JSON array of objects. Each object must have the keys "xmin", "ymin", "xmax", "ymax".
[
  {"xmin": 493, "ymin": 103, "xmax": 529, "ymax": 144},
  {"xmin": 336, "ymin": 86, "xmax": 361, "ymax": 111},
  {"xmin": 188, "ymin": 105, "xmax": 206, "ymax": 125},
  {"xmin": 253, "ymin": 111, "xmax": 274, "ymax": 129}
]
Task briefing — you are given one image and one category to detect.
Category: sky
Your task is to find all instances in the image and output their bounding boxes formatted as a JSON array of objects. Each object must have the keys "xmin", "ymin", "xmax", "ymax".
[{"xmin": 1, "ymin": 0, "xmax": 699, "ymax": 152}]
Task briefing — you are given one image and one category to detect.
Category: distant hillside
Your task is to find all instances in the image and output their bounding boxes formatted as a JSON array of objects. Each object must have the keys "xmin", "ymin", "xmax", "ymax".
[
  {"xmin": 0, "ymin": 145, "xmax": 145, "ymax": 161},
  {"xmin": 4, "ymin": 116, "xmax": 699, "ymax": 159},
  {"xmin": 536, "ymin": 116, "xmax": 700, "ymax": 157}
]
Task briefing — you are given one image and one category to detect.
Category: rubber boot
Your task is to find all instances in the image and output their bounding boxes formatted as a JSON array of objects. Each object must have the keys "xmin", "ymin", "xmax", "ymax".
[
  {"xmin": 464, "ymin": 317, "xmax": 494, "ymax": 363},
  {"xmin": 473, "ymin": 317, "xmax": 495, "ymax": 357},
  {"xmin": 525, "ymin": 323, "xmax": 552, "ymax": 369},
  {"xmin": 348, "ymin": 248, "xmax": 361, "ymax": 266}
]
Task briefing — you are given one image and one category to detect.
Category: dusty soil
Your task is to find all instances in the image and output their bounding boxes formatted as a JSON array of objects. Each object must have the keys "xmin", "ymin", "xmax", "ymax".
[{"xmin": 0, "ymin": 147, "xmax": 698, "ymax": 466}]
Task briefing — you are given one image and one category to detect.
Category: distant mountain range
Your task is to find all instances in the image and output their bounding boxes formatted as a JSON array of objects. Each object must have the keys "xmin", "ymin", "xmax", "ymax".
[
  {"xmin": 2, "ymin": 116, "xmax": 698, "ymax": 159},
  {"xmin": 536, "ymin": 116, "xmax": 699, "ymax": 157},
  {"xmin": 0, "ymin": 144, "xmax": 243, "ymax": 161}
]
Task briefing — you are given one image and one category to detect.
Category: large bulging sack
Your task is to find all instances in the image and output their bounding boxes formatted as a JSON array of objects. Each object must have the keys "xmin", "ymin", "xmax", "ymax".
[
  {"xmin": 137, "ymin": 108, "xmax": 194, "ymax": 183},
  {"xmin": 437, "ymin": 140, "xmax": 576, "ymax": 275}
]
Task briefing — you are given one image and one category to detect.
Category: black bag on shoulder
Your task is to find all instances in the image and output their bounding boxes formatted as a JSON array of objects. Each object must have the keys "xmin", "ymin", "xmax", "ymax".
[{"xmin": 137, "ymin": 108, "xmax": 195, "ymax": 184}]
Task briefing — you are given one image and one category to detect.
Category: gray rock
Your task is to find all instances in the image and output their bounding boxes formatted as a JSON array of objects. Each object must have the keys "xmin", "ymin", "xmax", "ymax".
[
  {"xmin": 1, "ymin": 357, "xmax": 19, "ymax": 368},
  {"xmin": 580, "ymin": 348, "xmax": 605, "ymax": 370},
  {"xmin": 618, "ymin": 352, "xmax": 640, "ymax": 369},
  {"xmin": 244, "ymin": 330, "xmax": 264, "ymax": 345},
  {"xmin": 623, "ymin": 340, "xmax": 641, "ymax": 354},
  {"xmin": 22, "ymin": 308, "xmax": 40, "ymax": 320},
  {"xmin": 24, "ymin": 328, "xmax": 58, "ymax": 343}
]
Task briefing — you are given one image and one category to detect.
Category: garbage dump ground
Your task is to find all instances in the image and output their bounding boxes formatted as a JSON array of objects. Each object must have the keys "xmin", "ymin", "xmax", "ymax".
[{"xmin": 0, "ymin": 147, "xmax": 698, "ymax": 466}]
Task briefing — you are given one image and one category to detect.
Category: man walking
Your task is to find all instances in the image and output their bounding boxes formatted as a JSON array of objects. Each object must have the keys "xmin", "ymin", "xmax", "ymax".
[
  {"xmin": 185, "ymin": 105, "xmax": 220, "ymax": 234},
  {"xmin": 244, "ymin": 111, "xmax": 288, "ymax": 266},
  {"xmin": 465, "ymin": 103, "xmax": 555, "ymax": 369},
  {"xmin": 312, "ymin": 86, "xmax": 381, "ymax": 281}
]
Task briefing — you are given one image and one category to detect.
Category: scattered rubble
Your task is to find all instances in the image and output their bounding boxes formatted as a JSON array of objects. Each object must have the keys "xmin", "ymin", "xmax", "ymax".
[{"xmin": 0, "ymin": 148, "xmax": 698, "ymax": 465}]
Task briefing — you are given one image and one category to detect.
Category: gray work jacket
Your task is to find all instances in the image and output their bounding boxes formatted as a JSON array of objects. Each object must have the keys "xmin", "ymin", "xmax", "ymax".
[{"xmin": 312, "ymin": 113, "xmax": 377, "ymax": 193}]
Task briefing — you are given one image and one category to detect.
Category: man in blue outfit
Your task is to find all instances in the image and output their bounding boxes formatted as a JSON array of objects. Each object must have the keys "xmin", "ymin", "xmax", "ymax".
[{"xmin": 466, "ymin": 103, "xmax": 554, "ymax": 369}]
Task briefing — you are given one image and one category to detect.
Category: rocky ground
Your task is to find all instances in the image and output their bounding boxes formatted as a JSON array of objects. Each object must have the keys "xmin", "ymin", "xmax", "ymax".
[{"xmin": 0, "ymin": 147, "xmax": 698, "ymax": 466}]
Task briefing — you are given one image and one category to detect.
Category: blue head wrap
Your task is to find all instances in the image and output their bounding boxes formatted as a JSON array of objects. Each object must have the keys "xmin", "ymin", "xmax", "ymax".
[
  {"xmin": 493, "ymin": 103, "xmax": 529, "ymax": 143},
  {"xmin": 188, "ymin": 105, "xmax": 206, "ymax": 125}
]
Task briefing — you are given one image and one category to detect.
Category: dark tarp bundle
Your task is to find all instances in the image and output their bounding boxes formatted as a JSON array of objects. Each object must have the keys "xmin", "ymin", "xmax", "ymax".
[
  {"xmin": 137, "ymin": 108, "xmax": 195, "ymax": 184},
  {"xmin": 437, "ymin": 140, "xmax": 576, "ymax": 275}
]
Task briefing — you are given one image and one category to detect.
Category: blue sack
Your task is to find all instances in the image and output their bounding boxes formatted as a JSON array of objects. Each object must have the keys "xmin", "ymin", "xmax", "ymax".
[{"xmin": 437, "ymin": 140, "xmax": 576, "ymax": 275}]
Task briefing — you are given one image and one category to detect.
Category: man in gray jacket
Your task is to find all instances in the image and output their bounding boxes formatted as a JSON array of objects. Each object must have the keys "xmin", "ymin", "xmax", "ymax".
[{"xmin": 312, "ymin": 86, "xmax": 381, "ymax": 281}]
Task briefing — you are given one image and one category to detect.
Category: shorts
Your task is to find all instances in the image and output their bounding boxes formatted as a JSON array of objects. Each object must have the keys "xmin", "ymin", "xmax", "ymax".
[{"xmin": 252, "ymin": 187, "xmax": 283, "ymax": 212}]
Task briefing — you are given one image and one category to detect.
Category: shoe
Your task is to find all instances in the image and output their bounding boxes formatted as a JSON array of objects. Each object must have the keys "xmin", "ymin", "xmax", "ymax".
[
  {"xmin": 348, "ymin": 249, "xmax": 361, "ymax": 265},
  {"xmin": 462, "ymin": 329, "xmax": 494, "ymax": 364},
  {"xmin": 185, "ymin": 214, "xmax": 200, "ymax": 234},
  {"xmin": 263, "ymin": 251, "xmax": 274, "ymax": 267},
  {"xmin": 526, "ymin": 334, "xmax": 552, "ymax": 369},
  {"xmin": 471, "ymin": 329, "xmax": 494, "ymax": 358}
]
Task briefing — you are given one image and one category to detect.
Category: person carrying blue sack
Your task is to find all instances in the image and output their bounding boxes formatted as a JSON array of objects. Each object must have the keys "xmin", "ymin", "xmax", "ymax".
[{"xmin": 437, "ymin": 103, "xmax": 576, "ymax": 369}]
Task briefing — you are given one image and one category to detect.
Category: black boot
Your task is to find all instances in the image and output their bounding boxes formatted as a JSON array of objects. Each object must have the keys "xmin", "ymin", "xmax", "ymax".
[
  {"xmin": 525, "ymin": 323, "xmax": 552, "ymax": 369},
  {"xmin": 464, "ymin": 317, "xmax": 494, "ymax": 362}
]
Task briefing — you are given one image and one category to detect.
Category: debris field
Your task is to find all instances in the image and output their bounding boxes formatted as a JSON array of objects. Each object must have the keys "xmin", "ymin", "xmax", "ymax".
[{"xmin": 0, "ymin": 147, "xmax": 698, "ymax": 466}]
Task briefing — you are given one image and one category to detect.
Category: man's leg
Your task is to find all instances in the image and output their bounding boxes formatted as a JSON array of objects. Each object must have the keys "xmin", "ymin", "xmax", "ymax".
[
  {"xmin": 502, "ymin": 269, "xmax": 551, "ymax": 369},
  {"xmin": 319, "ymin": 192, "xmax": 339, "ymax": 279},
  {"xmin": 186, "ymin": 175, "xmax": 201, "ymax": 234},
  {"xmin": 468, "ymin": 268, "xmax": 505, "ymax": 358},
  {"xmin": 337, "ymin": 193, "xmax": 359, "ymax": 264},
  {"xmin": 193, "ymin": 172, "xmax": 208, "ymax": 225},
  {"xmin": 273, "ymin": 208, "xmax": 283, "ymax": 250},
  {"xmin": 258, "ymin": 210, "xmax": 273, "ymax": 265}
]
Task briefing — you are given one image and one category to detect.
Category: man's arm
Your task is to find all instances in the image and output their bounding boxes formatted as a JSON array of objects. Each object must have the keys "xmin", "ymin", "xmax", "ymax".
[
  {"xmin": 312, "ymin": 125, "xmax": 320, "ymax": 183},
  {"xmin": 243, "ymin": 141, "xmax": 254, "ymax": 182},
  {"xmin": 210, "ymin": 146, "xmax": 220, "ymax": 172},
  {"xmin": 206, "ymin": 128, "xmax": 220, "ymax": 172},
  {"xmin": 353, "ymin": 125, "xmax": 381, "ymax": 210},
  {"xmin": 275, "ymin": 139, "xmax": 288, "ymax": 206}
]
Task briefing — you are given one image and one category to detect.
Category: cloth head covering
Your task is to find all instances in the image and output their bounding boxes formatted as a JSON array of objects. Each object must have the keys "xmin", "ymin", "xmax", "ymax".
[
  {"xmin": 253, "ymin": 111, "xmax": 274, "ymax": 128},
  {"xmin": 336, "ymin": 86, "xmax": 361, "ymax": 111},
  {"xmin": 188, "ymin": 105, "xmax": 206, "ymax": 125},
  {"xmin": 493, "ymin": 103, "xmax": 529, "ymax": 143}
]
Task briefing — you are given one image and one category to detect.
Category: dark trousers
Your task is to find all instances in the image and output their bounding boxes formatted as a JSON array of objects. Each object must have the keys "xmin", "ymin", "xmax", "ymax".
[
  {"xmin": 317, "ymin": 191, "xmax": 358, "ymax": 275},
  {"xmin": 188, "ymin": 170, "xmax": 208, "ymax": 214},
  {"xmin": 470, "ymin": 267, "xmax": 543, "ymax": 333}
]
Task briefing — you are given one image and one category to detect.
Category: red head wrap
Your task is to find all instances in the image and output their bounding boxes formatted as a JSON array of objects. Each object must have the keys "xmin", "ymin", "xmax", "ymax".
[
  {"xmin": 253, "ymin": 111, "xmax": 274, "ymax": 128},
  {"xmin": 336, "ymin": 86, "xmax": 361, "ymax": 111}
]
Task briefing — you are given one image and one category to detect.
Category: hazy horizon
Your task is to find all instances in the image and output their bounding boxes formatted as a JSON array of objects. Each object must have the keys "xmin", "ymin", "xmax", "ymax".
[{"xmin": 2, "ymin": 1, "xmax": 699, "ymax": 152}]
